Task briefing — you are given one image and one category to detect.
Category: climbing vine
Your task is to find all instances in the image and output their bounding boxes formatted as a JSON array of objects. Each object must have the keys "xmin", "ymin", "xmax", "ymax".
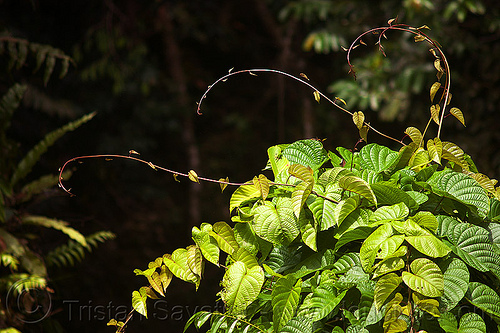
[{"xmin": 60, "ymin": 20, "xmax": 500, "ymax": 333}]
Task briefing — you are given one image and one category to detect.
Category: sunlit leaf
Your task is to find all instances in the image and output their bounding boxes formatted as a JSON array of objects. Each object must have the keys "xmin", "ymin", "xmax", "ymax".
[
  {"xmin": 253, "ymin": 174, "xmax": 270, "ymax": 200},
  {"xmin": 402, "ymin": 258, "xmax": 443, "ymax": 297},
  {"xmin": 374, "ymin": 273, "xmax": 402, "ymax": 309},
  {"xmin": 465, "ymin": 282, "xmax": 500, "ymax": 319},
  {"xmin": 192, "ymin": 223, "xmax": 220, "ymax": 266},
  {"xmin": 352, "ymin": 111, "xmax": 365, "ymax": 130},
  {"xmin": 230, "ymin": 183, "xmax": 261, "ymax": 212},
  {"xmin": 272, "ymin": 275, "xmax": 302, "ymax": 332},
  {"xmin": 188, "ymin": 170, "xmax": 200, "ymax": 183},
  {"xmin": 427, "ymin": 138, "xmax": 442, "ymax": 164},
  {"xmin": 449, "ymin": 107, "xmax": 466, "ymax": 126},
  {"xmin": 313, "ymin": 90, "xmax": 320, "ymax": 103},
  {"xmin": 252, "ymin": 197, "xmax": 299, "ymax": 246},
  {"xmin": 221, "ymin": 261, "xmax": 264, "ymax": 314},
  {"xmin": 219, "ymin": 177, "xmax": 229, "ymax": 192},
  {"xmin": 430, "ymin": 104, "xmax": 441, "ymax": 125},
  {"xmin": 338, "ymin": 175, "xmax": 377, "ymax": 206},
  {"xmin": 360, "ymin": 223, "xmax": 394, "ymax": 272},
  {"xmin": 430, "ymin": 82, "xmax": 441, "ymax": 102},
  {"xmin": 404, "ymin": 127, "xmax": 423, "ymax": 146},
  {"xmin": 210, "ymin": 221, "xmax": 239, "ymax": 255}
]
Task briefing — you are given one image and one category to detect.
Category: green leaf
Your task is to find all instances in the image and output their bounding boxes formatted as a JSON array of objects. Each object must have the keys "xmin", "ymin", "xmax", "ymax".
[
  {"xmin": 289, "ymin": 164, "xmax": 314, "ymax": 218},
  {"xmin": 272, "ymin": 275, "xmax": 302, "ymax": 333},
  {"xmin": 298, "ymin": 284, "xmax": 347, "ymax": 321},
  {"xmin": 279, "ymin": 317, "xmax": 312, "ymax": 333},
  {"xmin": 232, "ymin": 247, "xmax": 259, "ymax": 269},
  {"xmin": 428, "ymin": 169, "xmax": 489, "ymax": 217},
  {"xmin": 357, "ymin": 143, "xmax": 398, "ymax": 173},
  {"xmin": 192, "ymin": 223, "xmax": 220, "ymax": 266},
  {"xmin": 410, "ymin": 211, "xmax": 438, "ymax": 233},
  {"xmin": 369, "ymin": 202, "xmax": 409, "ymax": 224},
  {"xmin": 308, "ymin": 183, "xmax": 341, "ymax": 231},
  {"xmin": 465, "ymin": 282, "xmax": 500, "ymax": 319},
  {"xmin": 210, "ymin": 221, "xmax": 239, "ymax": 255},
  {"xmin": 298, "ymin": 210, "xmax": 317, "ymax": 251},
  {"xmin": 439, "ymin": 258, "xmax": 469, "ymax": 312},
  {"xmin": 360, "ymin": 223, "xmax": 394, "ymax": 272},
  {"xmin": 282, "ymin": 140, "xmax": 328, "ymax": 171},
  {"xmin": 163, "ymin": 249, "xmax": 199, "ymax": 286},
  {"xmin": 450, "ymin": 107, "xmax": 466, "ymax": 127},
  {"xmin": 338, "ymin": 175, "xmax": 377, "ymax": 206},
  {"xmin": 441, "ymin": 141, "xmax": 468, "ymax": 170},
  {"xmin": 132, "ymin": 288, "xmax": 148, "ymax": 318},
  {"xmin": 427, "ymin": 138, "xmax": 443, "ymax": 164},
  {"xmin": 252, "ymin": 197, "xmax": 299, "ymax": 246},
  {"xmin": 405, "ymin": 127, "xmax": 423, "ymax": 146},
  {"xmin": 333, "ymin": 197, "xmax": 359, "ymax": 227},
  {"xmin": 430, "ymin": 82, "xmax": 441, "ymax": 103},
  {"xmin": 352, "ymin": 111, "xmax": 365, "ymax": 130},
  {"xmin": 438, "ymin": 312, "xmax": 458, "ymax": 333},
  {"xmin": 10, "ymin": 112, "xmax": 96, "ymax": 187},
  {"xmin": 458, "ymin": 312, "xmax": 486, "ymax": 333},
  {"xmin": 268, "ymin": 145, "xmax": 290, "ymax": 183},
  {"xmin": 230, "ymin": 183, "xmax": 261, "ymax": 212},
  {"xmin": 233, "ymin": 222, "xmax": 260, "ymax": 255},
  {"xmin": 186, "ymin": 245, "xmax": 204, "ymax": 280},
  {"xmin": 22, "ymin": 215, "xmax": 87, "ymax": 246},
  {"xmin": 402, "ymin": 258, "xmax": 443, "ymax": 297},
  {"xmin": 374, "ymin": 273, "xmax": 402, "ymax": 309},
  {"xmin": 371, "ymin": 182, "xmax": 418, "ymax": 210},
  {"xmin": 438, "ymin": 216, "xmax": 500, "ymax": 278},
  {"xmin": 253, "ymin": 174, "xmax": 270, "ymax": 200},
  {"xmin": 221, "ymin": 261, "xmax": 265, "ymax": 315},
  {"xmin": 334, "ymin": 226, "xmax": 372, "ymax": 252}
]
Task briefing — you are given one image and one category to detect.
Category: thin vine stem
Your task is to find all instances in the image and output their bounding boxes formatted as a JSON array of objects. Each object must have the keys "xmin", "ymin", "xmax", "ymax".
[
  {"xmin": 197, "ymin": 68, "xmax": 405, "ymax": 146},
  {"xmin": 346, "ymin": 22, "xmax": 452, "ymax": 140}
]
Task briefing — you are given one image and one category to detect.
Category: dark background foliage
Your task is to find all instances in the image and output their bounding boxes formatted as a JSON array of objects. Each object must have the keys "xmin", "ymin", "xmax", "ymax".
[{"xmin": 1, "ymin": 0, "xmax": 499, "ymax": 331}]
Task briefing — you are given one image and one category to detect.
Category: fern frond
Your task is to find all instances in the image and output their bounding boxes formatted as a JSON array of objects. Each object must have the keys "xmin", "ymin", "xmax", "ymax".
[
  {"xmin": 0, "ymin": 273, "xmax": 47, "ymax": 295},
  {"xmin": 22, "ymin": 215, "xmax": 87, "ymax": 246},
  {"xmin": 0, "ymin": 83, "xmax": 27, "ymax": 134},
  {"xmin": 46, "ymin": 231, "xmax": 116, "ymax": 267},
  {"xmin": 18, "ymin": 170, "xmax": 72, "ymax": 204},
  {"xmin": 0, "ymin": 253, "xmax": 19, "ymax": 271},
  {"xmin": 0, "ymin": 36, "xmax": 73, "ymax": 84},
  {"xmin": 9, "ymin": 111, "xmax": 96, "ymax": 187}
]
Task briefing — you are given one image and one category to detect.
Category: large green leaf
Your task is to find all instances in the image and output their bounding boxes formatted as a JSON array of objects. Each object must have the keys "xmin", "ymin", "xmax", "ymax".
[
  {"xmin": 438, "ymin": 312, "xmax": 458, "ymax": 333},
  {"xmin": 371, "ymin": 182, "xmax": 418, "ymax": 210},
  {"xmin": 333, "ymin": 197, "xmax": 359, "ymax": 227},
  {"xmin": 401, "ymin": 258, "xmax": 443, "ymax": 297},
  {"xmin": 458, "ymin": 312, "xmax": 487, "ymax": 333},
  {"xmin": 10, "ymin": 112, "xmax": 96, "ymax": 187},
  {"xmin": 282, "ymin": 140, "xmax": 328, "ymax": 171},
  {"xmin": 221, "ymin": 261, "xmax": 265, "ymax": 315},
  {"xmin": 297, "ymin": 284, "xmax": 347, "ymax": 321},
  {"xmin": 360, "ymin": 223, "xmax": 394, "ymax": 272},
  {"xmin": 230, "ymin": 183, "xmax": 261, "ymax": 213},
  {"xmin": 410, "ymin": 211, "xmax": 438, "ymax": 232},
  {"xmin": 392, "ymin": 219, "xmax": 451, "ymax": 258},
  {"xmin": 233, "ymin": 222, "xmax": 260, "ymax": 255},
  {"xmin": 438, "ymin": 216, "xmax": 500, "ymax": 278},
  {"xmin": 356, "ymin": 143, "xmax": 399, "ymax": 173},
  {"xmin": 439, "ymin": 258, "xmax": 469, "ymax": 312},
  {"xmin": 163, "ymin": 249, "xmax": 199, "ymax": 286},
  {"xmin": 374, "ymin": 272, "xmax": 402, "ymax": 309},
  {"xmin": 252, "ymin": 197, "xmax": 299, "ymax": 246},
  {"xmin": 369, "ymin": 202, "xmax": 409, "ymax": 224},
  {"xmin": 232, "ymin": 247, "xmax": 259, "ymax": 269},
  {"xmin": 209, "ymin": 221, "xmax": 239, "ymax": 255},
  {"xmin": 290, "ymin": 165, "xmax": 314, "ymax": 217},
  {"xmin": 334, "ymin": 226, "xmax": 372, "ymax": 252},
  {"xmin": 279, "ymin": 317, "xmax": 312, "ymax": 333},
  {"xmin": 338, "ymin": 175, "xmax": 377, "ymax": 206},
  {"xmin": 192, "ymin": 223, "xmax": 220, "ymax": 266},
  {"xmin": 272, "ymin": 275, "xmax": 302, "ymax": 333},
  {"xmin": 308, "ymin": 183, "xmax": 341, "ymax": 231},
  {"xmin": 298, "ymin": 210, "xmax": 317, "ymax": 251},
  {"xmin": 428, "ymin": 169, "xmax": 489, "ymax": 218},
  {"xmin": 465, "ymin": 282, "xmax": 500, "ymax": 319}
]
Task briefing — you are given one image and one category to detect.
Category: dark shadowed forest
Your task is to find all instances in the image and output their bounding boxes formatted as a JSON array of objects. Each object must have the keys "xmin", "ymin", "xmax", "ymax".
[{"xmin": 1, "ymin": 0, "xmax": 499, "ymax": 332}]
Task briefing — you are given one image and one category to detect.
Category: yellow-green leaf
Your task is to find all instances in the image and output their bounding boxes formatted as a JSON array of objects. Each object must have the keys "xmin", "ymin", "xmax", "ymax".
[
  {"xmin": 430, "ymin": 82, "xmax": 441, "ymax": 103},
  {"xmin": 313, "ymin": 90, "xmax": 320, "ymax": 103},
  {"xmin": 359, "ymin": 124, "xmax": 369, "ymax": 142},
  {"xmin": 338, "ymin": 175, "xmax": 377, "ymax": 206},
  {"xmin": 188, "ymin": 170, "xmax": 199, "ymax": 183},
  {"xmin": 430, "ymin": 104, "xmax": 441, "ymax": 125},
  {"xmin": 253, "ymin": 174, "xmax": 270, "ymax": 200},
  {"xmin": 404, "ymin": 127, "xmax": 423, "ymax": 146},
  {"xmin": 352, "ymin": 111, "xmax": 365, "ymax": 130},
  {"xmin": 427, "ymin": 138, "xmax": 442, "ymax": 164},
  {"xmin": 219, "ymin": 177, "xmax": 229, "ymax": 192},
  {"xmin": 449, "ymin": 107, "xmax": 466, "ymax": 126}
]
